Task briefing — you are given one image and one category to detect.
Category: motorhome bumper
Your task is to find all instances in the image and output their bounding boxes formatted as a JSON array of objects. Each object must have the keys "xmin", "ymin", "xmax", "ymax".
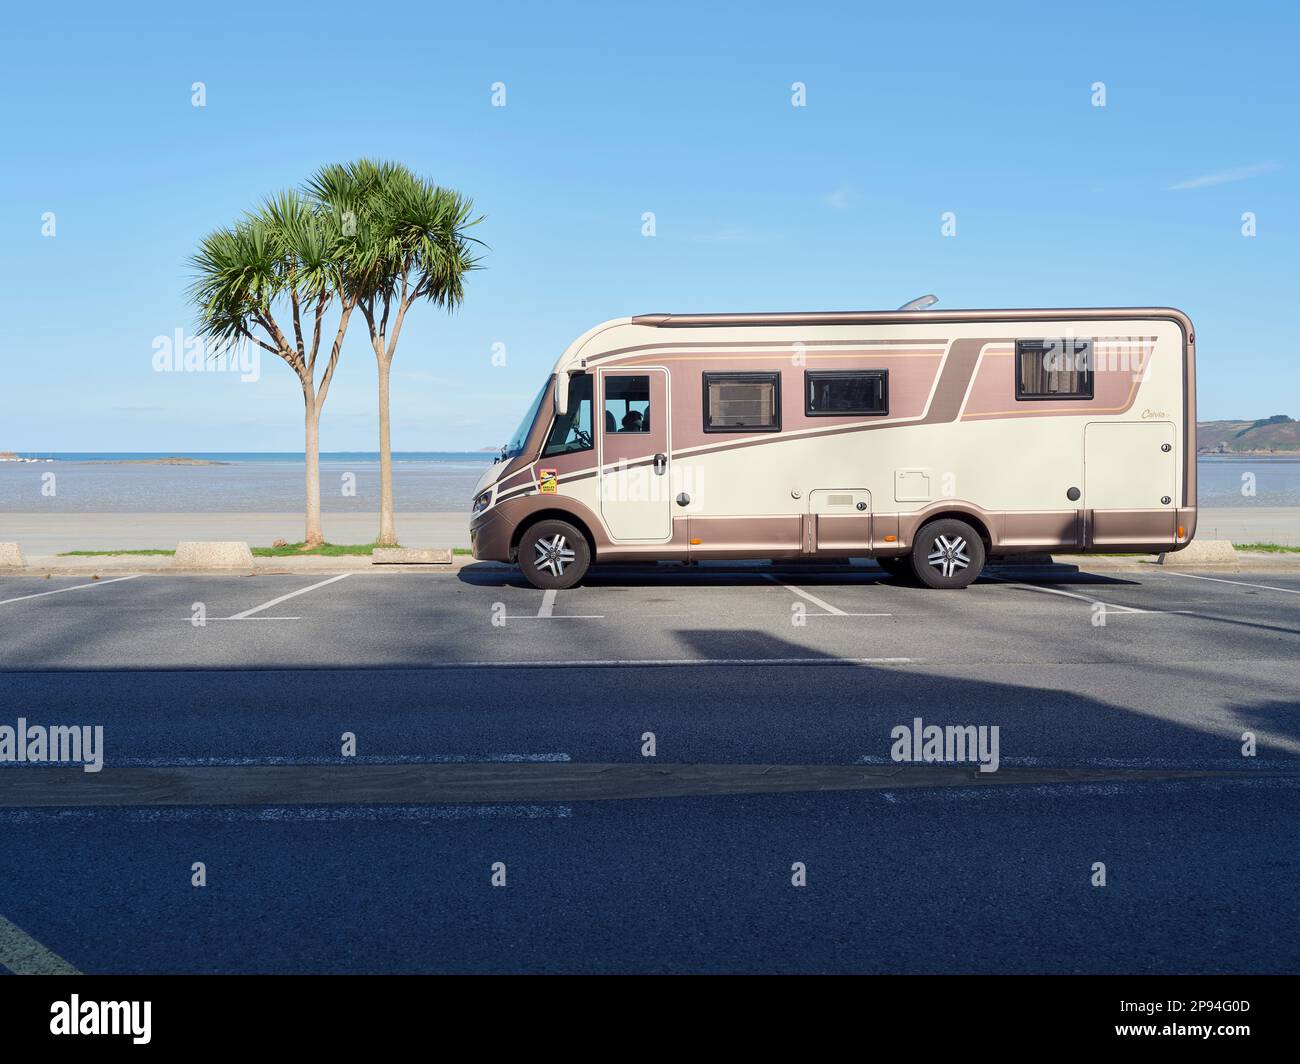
[{"xmin": 470, "ymin": 507, "xmax": 514, "ymax": 562}]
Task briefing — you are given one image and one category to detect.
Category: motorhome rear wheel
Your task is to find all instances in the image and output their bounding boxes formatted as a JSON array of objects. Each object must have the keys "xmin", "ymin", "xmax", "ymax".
[{"xmin": 911, "ymin": 518, "xmax": 986, "ymax": 590}]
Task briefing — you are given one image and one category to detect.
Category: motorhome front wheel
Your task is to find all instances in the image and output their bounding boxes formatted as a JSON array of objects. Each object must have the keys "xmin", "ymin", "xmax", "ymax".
[{"xmin": 518, "ymin": 519, "xmax": 591, "ymax": 590}]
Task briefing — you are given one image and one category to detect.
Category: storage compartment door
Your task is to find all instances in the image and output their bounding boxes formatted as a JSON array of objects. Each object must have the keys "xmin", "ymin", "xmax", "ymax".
[
  {"xmin": 810, "ymin": 488, "xmax": 872, "ymax": 553},
  {"xmin": 1085, "ymin": 421, "xmax": 1177, "ymax": 546}
]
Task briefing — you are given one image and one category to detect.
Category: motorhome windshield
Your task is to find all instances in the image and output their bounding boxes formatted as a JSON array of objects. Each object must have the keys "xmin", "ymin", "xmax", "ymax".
[{"xmin": 502, "ymin": 379, "xmax": 550, "ymax": 460}]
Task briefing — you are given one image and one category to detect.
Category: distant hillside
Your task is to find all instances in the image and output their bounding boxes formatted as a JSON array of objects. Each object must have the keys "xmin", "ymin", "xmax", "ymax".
[{"xmin": 1198, "ymin": 415, "xmax": 1300, "ymax": 453}]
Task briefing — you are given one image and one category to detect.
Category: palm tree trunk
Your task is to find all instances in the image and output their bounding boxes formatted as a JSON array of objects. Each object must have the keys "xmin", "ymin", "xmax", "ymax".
[
  {"xmin": 376, "ymin": 355, "xmax": 397, "ymax": 546},
  {"xmin": 303, "ymin": 390, "xmax": 324, "ymax": 548}
]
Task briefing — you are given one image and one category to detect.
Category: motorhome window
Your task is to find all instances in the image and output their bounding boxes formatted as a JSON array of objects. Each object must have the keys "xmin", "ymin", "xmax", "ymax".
[
  {"xmin": 503, "ymin": 378, "xmax": 550, "ymax": 459},
  {"xmin": 805, "ymin": 370, "xmax": 888, "ymax": 415},
  {"xmin": 542, "ymin": 374, "xmax": 594, "ymax": 457},
  {"xmin": 603, "ymin": 374, "xmax": 651, "ymax": 433},
  {"xmin": 1016, "ymin": 340, "xmax": 1094, "ymax": 400},
  {"xmin": 703, "ymin": 372, "xmax": 781, "ymax": 432}
]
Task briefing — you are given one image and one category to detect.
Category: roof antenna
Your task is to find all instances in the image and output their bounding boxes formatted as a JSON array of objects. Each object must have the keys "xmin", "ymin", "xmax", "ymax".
[{"xmin": 898, "ymin": 294, "xmax": 938, "ymax": 311}]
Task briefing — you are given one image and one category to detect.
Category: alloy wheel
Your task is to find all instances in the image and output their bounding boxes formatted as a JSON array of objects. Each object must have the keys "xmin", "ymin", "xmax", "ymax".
[
  {"xmin": 533, "ymin": 534, "xmax": 575, "ymax": 577},
  {"xmin": 927, "ymin": 535, "xmax": 969, "ymax": 579}
]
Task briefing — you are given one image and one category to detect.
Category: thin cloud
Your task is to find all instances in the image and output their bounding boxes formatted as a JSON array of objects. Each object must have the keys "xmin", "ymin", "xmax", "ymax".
[{"xmin": 1169, "ymin": 162, "xmax": 1282, "ymax": 190}]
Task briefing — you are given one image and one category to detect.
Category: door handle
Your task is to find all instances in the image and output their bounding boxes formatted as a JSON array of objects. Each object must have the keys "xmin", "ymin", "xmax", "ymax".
[{"xmin": 653, "ymin": 453, "xmax": 667, "ymax": 475}]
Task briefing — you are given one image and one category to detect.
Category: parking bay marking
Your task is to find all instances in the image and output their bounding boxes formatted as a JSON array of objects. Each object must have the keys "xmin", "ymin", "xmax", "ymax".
[
  {"xmin": 503, "ymin": 588, "xmax": 603, "ymax": 620},
  {"xmin": 1158, "ymin": 571, "xmax": 1300, "ymax": 597},
  {"xmin": 0, "ymin": 574, "xmax": 142, "ymax": 607},
  {"xmin": 984, "ymin": 576, "xmax": 1183, "ymax": 615},
  {"xmin": 224, "ymin": 573, "xmax": 352, "ymax": 620},
  {"xmin": 0, "ymin": 913, "xmax": 81, "ymax": 975},
  {"xmin": 763, "ymin": 575, "xmax": 891, "ymax": 617}
]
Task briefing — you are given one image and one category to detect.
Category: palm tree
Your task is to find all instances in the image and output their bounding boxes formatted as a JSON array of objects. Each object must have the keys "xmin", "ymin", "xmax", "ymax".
[
  {"xmin": 189, "ymin": 191, "xmax": 358, "ymax": 547},
  {"xmin": 308, "ymin": 160, "xmax": 482, "ymax": 546}
]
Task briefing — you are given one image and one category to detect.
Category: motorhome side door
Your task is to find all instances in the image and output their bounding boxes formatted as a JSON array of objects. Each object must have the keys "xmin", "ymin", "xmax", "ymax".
[{"xmin": 597, "ymin": 367, "xmax": 672, "ymax": 541}]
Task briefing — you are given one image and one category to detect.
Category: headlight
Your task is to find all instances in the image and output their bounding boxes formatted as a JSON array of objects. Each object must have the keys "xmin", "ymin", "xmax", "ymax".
[{"xmin": 472, "ymin": 490, "xmax": 493, "ymax": 515}]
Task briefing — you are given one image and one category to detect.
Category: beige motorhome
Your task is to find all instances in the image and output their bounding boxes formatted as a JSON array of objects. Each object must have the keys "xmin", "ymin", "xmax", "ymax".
[{"xmin": 470, "ymin": 306, "xmax": 1197, "ymax": 589}]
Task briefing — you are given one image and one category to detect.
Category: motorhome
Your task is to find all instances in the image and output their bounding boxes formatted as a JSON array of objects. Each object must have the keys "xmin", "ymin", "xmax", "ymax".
[{"xmin": 470, "ymin": 305, "xmax": 1197, "ymax": 589}]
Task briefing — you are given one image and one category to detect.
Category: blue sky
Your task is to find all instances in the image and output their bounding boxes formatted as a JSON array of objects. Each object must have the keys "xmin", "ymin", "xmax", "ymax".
[{"xmin": 1, "ymin": 0, "xmax": 1296, "ymax": 452}]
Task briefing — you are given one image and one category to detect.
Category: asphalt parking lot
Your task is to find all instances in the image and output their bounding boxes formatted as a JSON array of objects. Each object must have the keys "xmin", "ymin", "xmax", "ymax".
[{"xmin": 1, "ymin": 562, "xmax": 1297, "ymax": 973}]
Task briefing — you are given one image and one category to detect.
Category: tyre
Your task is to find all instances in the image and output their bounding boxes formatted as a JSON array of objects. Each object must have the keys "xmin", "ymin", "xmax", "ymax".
[
  {"xmin": 518, "ymin": 519, "xmax": 591, "ymax": 589},
  {"xmin": 910, "ymin": 518, "xmax": 985, "ymax": 590}
]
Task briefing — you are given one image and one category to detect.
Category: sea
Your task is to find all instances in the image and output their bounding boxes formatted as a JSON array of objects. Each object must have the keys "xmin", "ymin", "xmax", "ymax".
[
  {"xmin": 0, "ymin": 452, "xmax": 1296, "ymax": 512},
  {"xmin": 0, "ymin": 453, "xmax": 496, "ymax": 512}
]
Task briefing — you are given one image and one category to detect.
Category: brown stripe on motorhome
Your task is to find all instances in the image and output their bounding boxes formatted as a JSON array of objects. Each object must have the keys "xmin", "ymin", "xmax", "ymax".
[
  {"xmin": 592, "ymin": 339, "xmax": 951, "ymax": 449},
  {"xmin": 665, "ymin": 337, "xmax": 988, "ymax": 461},
  {"xmin": 960, "ymin": 337, "xmax": 1155, "ymax": 420}
]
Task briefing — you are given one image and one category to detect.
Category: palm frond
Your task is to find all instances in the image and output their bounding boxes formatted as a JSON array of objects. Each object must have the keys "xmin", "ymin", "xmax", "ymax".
[{"xmin": 302, "ymin": 159, "xmax": 485, "ymax": 316}]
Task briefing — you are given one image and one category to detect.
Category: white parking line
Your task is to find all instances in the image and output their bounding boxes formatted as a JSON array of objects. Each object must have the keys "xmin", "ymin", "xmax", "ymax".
[
  {"xmin": 227, "ymin": 573, "xmax": 352, "ymax": 620},
  {"xmin": 189, "ymin": 617, "xmax": 302, "ymax": 622},
  {"xmin": 501, "ymin": 587, "xmax": 604, "ymax": 621},
  {"xmin": 1158, "ymin": 571, "xmax": 1300, "ymax": 596},
  {"xmin": 985, "ymin": 576, "xmax": 1155, "ymax": 614},
  {"xmin": 502, "ymin": 615, "xmax": 605, "ymax": 620},
  {"xmin": 0, "ymin": 913, "xmax": 81, "ymax": 975},
  {"xmin": 763, "ymin": 575, "xmax": 890, "ymax": 617},
  {"xmin": 0, "ymin": 574, "xmax": 142, "ymax": 607}
]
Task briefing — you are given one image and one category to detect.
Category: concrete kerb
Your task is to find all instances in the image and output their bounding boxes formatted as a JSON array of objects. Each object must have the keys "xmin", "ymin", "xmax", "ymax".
[
  {"xmin": 372, "ymin": 547, "xmax": 454, "ymax": 566},
  {"xmin": 0, "ymin": 542, "xmax": 27, "ymax": 570},
  {"xmin": 172, "ymin": 541, "xmax": 256, "ymax": 571}
]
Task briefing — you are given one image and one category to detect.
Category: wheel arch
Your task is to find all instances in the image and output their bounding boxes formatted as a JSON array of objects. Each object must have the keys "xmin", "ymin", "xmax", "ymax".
[
  {"xmin": 911, "ymin": 508, "xmax": 994, "ymax": 553},
  {"xmin": 510, "ymin": 508, "xmax": 599, "ymax": 563}
]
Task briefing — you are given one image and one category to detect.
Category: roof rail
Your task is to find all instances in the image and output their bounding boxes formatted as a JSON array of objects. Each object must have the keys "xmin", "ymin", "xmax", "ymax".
[{"xmin": 631, "ymin": 307, "xmax": 1194, "ymax": 337}]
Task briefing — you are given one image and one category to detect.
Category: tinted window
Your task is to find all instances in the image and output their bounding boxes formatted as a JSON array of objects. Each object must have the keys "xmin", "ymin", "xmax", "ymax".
[
  {"xmin": 603, "ymin": 374, "xmax": 651, "ymax": 433},
  {"xmin": 1016, "ymin": 340, "xmax": 1093, "ymax": 400},
  {"xmin": 703, "ymin": 372, "xmax": 781, "ymax": 432},
  {"xmin": 542, "ymin": 374, "xmax": 594, "ymax": 457},
  {"xmin": 805, "ymin": 370, "xmax": 888, "ymax": 415}
]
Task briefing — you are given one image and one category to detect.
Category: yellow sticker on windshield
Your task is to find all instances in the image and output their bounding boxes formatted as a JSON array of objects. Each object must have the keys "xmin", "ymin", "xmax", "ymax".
[{"xmin": 538, "ymin": 468, "xmax": 558, "ymax": 494}]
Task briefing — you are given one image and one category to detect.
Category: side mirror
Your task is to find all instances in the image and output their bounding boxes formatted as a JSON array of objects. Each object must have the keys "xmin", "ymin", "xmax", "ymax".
[{"xmin": 555, "ymin": 371, "xmax": 581, "ymax": 416}]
